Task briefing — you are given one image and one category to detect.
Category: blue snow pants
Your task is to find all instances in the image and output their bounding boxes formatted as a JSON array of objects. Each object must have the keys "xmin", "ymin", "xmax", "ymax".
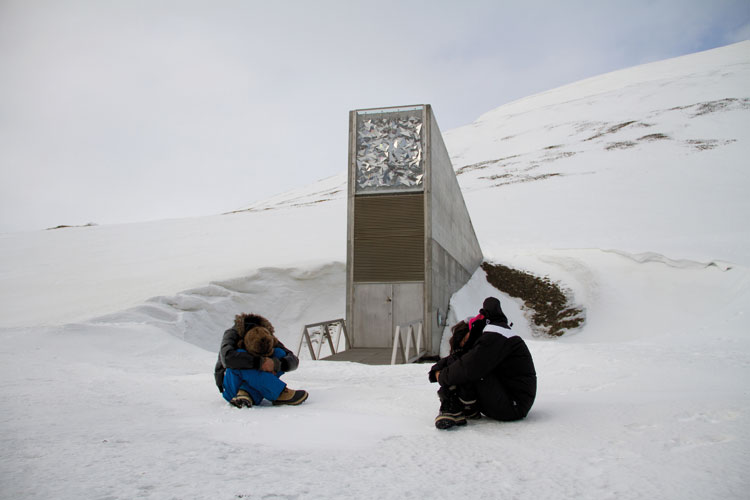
[{"xmin": 222, "ymin": 347, "xmax": 287, "ymax": 404}]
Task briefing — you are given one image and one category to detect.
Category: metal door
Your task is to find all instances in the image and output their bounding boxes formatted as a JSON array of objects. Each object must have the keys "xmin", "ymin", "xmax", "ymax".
[
  {"xmin": 392, "ymin": 282, "xmax": 424, "ymax": 333},
  {"xmin": 352, "ymin": 282, "xmax": 423, "ymax": 348}
]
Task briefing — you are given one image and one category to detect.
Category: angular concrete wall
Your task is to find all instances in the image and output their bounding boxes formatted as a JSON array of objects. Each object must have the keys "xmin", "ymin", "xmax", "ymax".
[{"xmin": 425, "ymin": 107, "xmax": 484, "ymax": 351}]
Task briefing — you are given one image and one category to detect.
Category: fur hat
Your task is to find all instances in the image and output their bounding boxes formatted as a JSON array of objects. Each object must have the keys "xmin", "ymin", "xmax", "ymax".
[
  {"xmin": 233, "ymin": 313, "xmax": 275, "ymax": 336},
  {"xmin": 242, "ymin": 326, "xmax": 275, "ymax": 357}
]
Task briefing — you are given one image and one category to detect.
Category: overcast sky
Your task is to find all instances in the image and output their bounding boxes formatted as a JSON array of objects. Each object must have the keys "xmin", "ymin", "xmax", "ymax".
[{"xmin": 1, "ymin": 0, "xmax": 749, "ymax": 233}]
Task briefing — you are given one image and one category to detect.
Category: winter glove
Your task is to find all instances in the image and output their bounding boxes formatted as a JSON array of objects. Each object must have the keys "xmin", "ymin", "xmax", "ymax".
[
  {"xmin": 260, "ymin": 357, "xmax": 281, "ymax": 373},
  {"xmin": 272, "ymin": 357, "xmax": 282, "ymax": 373}
]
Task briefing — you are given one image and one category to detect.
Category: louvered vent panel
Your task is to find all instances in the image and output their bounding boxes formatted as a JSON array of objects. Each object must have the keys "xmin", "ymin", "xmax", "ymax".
[{"xmin": 353, "ymin": 193, "xmax": 424, "ymax": 282}]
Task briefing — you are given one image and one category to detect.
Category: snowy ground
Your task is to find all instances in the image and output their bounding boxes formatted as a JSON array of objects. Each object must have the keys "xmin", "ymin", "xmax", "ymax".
[
  {"xmin": 1, "ymin": 254, "xmax": 747, "ymax": 500},
  {"xmin": 1, "ymin": 42, "xmax": 749, "ymax": 499}
]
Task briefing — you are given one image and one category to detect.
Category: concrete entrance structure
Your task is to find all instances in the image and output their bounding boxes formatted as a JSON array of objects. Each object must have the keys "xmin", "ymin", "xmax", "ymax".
[{"xmin": 345, "ymin": 104, "xmax": 483, "ymax": 360}]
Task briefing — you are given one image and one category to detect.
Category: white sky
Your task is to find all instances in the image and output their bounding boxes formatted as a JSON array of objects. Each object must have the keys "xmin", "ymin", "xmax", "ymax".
[{"xmin": 1, "ymin": 0, "xmax": 749, "ymax": 233}]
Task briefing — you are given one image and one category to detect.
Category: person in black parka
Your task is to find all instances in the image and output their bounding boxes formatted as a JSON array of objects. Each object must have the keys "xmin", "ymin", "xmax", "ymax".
[
  {"xmin": 429, "ymin": 296, "xmax": 537, "ymax": 429},
  {"xmin": 214, "ymin": 313, "xmax": 308, "ymax": 407}
]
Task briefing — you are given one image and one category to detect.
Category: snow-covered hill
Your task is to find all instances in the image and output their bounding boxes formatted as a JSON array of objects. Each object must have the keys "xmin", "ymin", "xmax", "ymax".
[
  {"xmin": 1, "ymin": 42, "xmax": 749, "ymax": 500},
  {"xmin": 237, "ymin": 41, "xmax": 750, "ymax": 266}
]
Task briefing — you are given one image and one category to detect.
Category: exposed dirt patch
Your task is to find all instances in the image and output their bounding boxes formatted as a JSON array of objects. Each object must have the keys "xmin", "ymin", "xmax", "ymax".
[
  {"xmin": 46, "ymin": 223, "xmax": 97, "ymax": 230},
  {"xmin": 225, "ymin": 188, "xmax": 344, "ymax": 214},
  {"xmin": 455, "ymin": 155, "xmax": 521, "ymax": 175},
  {"xmin": 686, "ymin": 139, "xmax": 738, "ymax": 151},
  {"xmin": 668, "ymin": 98, "xmax": 750, "ymax": 117},
  {"xmin": 481, "ymin": 262, "xmax": 585, "ymax": 337},
  {"xmin": 585, "ymin": 120, "xmax": 637, "ymax": 141},
  {"xmin": 480, "ymin": 172, "xmax": 562, "ymax": 186},
  {"xmin": 693, "ymin": 99, "xmax": 735, "ymax": 116},
  {"xmin": 605, "ymin": 141, "xmax": 638, "ymax": 150},
  {"xmin": 638, "ymin": 133, "xmax": 671, "ymax": 142},
  {"xmin": 607, "ymin": 121, "xmax": 637, "ymax": 133},
  {"xmin": 482, "ymin": 173, "xmax": 514, "ymax": 181}
]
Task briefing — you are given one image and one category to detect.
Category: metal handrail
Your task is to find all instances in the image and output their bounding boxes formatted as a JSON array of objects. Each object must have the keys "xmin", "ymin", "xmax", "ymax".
[
  {"xmin": 297, "ymin": 318, "xmax": 350, "ymax": 360},
  {"xmin": 391, "ymin": 319, "xmax": 425, "ymax": 365}
]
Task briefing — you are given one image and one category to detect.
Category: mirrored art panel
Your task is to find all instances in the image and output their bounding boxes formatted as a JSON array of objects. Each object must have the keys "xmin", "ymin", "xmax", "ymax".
[{"xmin": 356, "ymin": 108, "xmax": 424, "ymax": 193}]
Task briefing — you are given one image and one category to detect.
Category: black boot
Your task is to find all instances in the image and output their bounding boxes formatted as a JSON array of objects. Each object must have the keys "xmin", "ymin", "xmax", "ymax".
[
  {"xmin": 434, "ymin": 388, "xmax": 467, "ymax": 430},
  {"xmin": 459, "ymin": 397, "xmax": 482, "ymax": 420}
]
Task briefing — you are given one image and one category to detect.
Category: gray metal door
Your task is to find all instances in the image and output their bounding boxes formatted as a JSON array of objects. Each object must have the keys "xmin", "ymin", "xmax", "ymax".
[
  {"xmin": 353, "ymin": 283, "xmax": 392, "ymax": 348},
  {"xmin": 392, "ymin": 282, "xmax": 424, "ymax": 334},
  {"xmin": 352, "ymin": 282, "xmax": 423, "ymax": 348}
]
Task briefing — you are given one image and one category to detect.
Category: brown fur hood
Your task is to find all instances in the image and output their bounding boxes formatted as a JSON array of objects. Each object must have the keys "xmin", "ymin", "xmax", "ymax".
[
  {"xmin": 233, "ymin": 313, "xmax": 275, "ymax": 337},
  {"xmin": 234, "ymin": 313, "xmax": 278, "ymax": 357}
]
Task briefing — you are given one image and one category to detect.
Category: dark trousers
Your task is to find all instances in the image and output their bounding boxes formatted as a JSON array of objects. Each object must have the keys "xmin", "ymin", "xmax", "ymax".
[{"xmin": 440, "ymin": 376, "xmax": 524, "ymax": 422}]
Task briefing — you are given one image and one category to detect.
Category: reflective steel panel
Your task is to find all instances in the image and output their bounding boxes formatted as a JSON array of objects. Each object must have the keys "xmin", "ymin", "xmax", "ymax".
[{"xmin": 355, "ymin": 110, "xmax": 424, "ymax": 193}]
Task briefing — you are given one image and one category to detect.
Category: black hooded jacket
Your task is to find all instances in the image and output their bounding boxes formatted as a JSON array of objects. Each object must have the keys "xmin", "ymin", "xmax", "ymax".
[
  {"xmin": 431, "ymin": 298, "xmax": 537, "ymax": 419},
  {"xmin": 213, "ymin": 313, "xmax": 299, "ymax": 392}
]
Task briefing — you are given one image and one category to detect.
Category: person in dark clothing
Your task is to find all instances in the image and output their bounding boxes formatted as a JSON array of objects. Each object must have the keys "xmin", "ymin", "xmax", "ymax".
[
  {"xmin": 429, "ymin": 296, "xmax": 537, "ymax": 429},
  {"xmin": 214, "ymin": 313, "xmax": 308, "ymax": 407}
]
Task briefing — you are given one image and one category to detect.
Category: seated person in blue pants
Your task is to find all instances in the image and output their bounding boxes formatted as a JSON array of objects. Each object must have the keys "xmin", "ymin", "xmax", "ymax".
[{"xmin": 214, "ymin": 313, "xmax": 308, "ymax": 407}]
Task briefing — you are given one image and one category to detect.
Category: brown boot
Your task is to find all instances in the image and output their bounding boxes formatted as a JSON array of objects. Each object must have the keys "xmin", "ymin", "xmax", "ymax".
[
  {"xmin": 230, "ymin": 389, "xmax": 253, "ymax": 408},
  {"xmin": 272, "ymin": 387, "xmax": 308, "ymax": 406}
]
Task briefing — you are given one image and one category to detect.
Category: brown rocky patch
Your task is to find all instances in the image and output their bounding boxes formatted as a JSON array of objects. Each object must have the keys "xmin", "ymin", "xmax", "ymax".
[{"xmin": 481, "ymin": 262, "xmax": 585, "ymax": 337}]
